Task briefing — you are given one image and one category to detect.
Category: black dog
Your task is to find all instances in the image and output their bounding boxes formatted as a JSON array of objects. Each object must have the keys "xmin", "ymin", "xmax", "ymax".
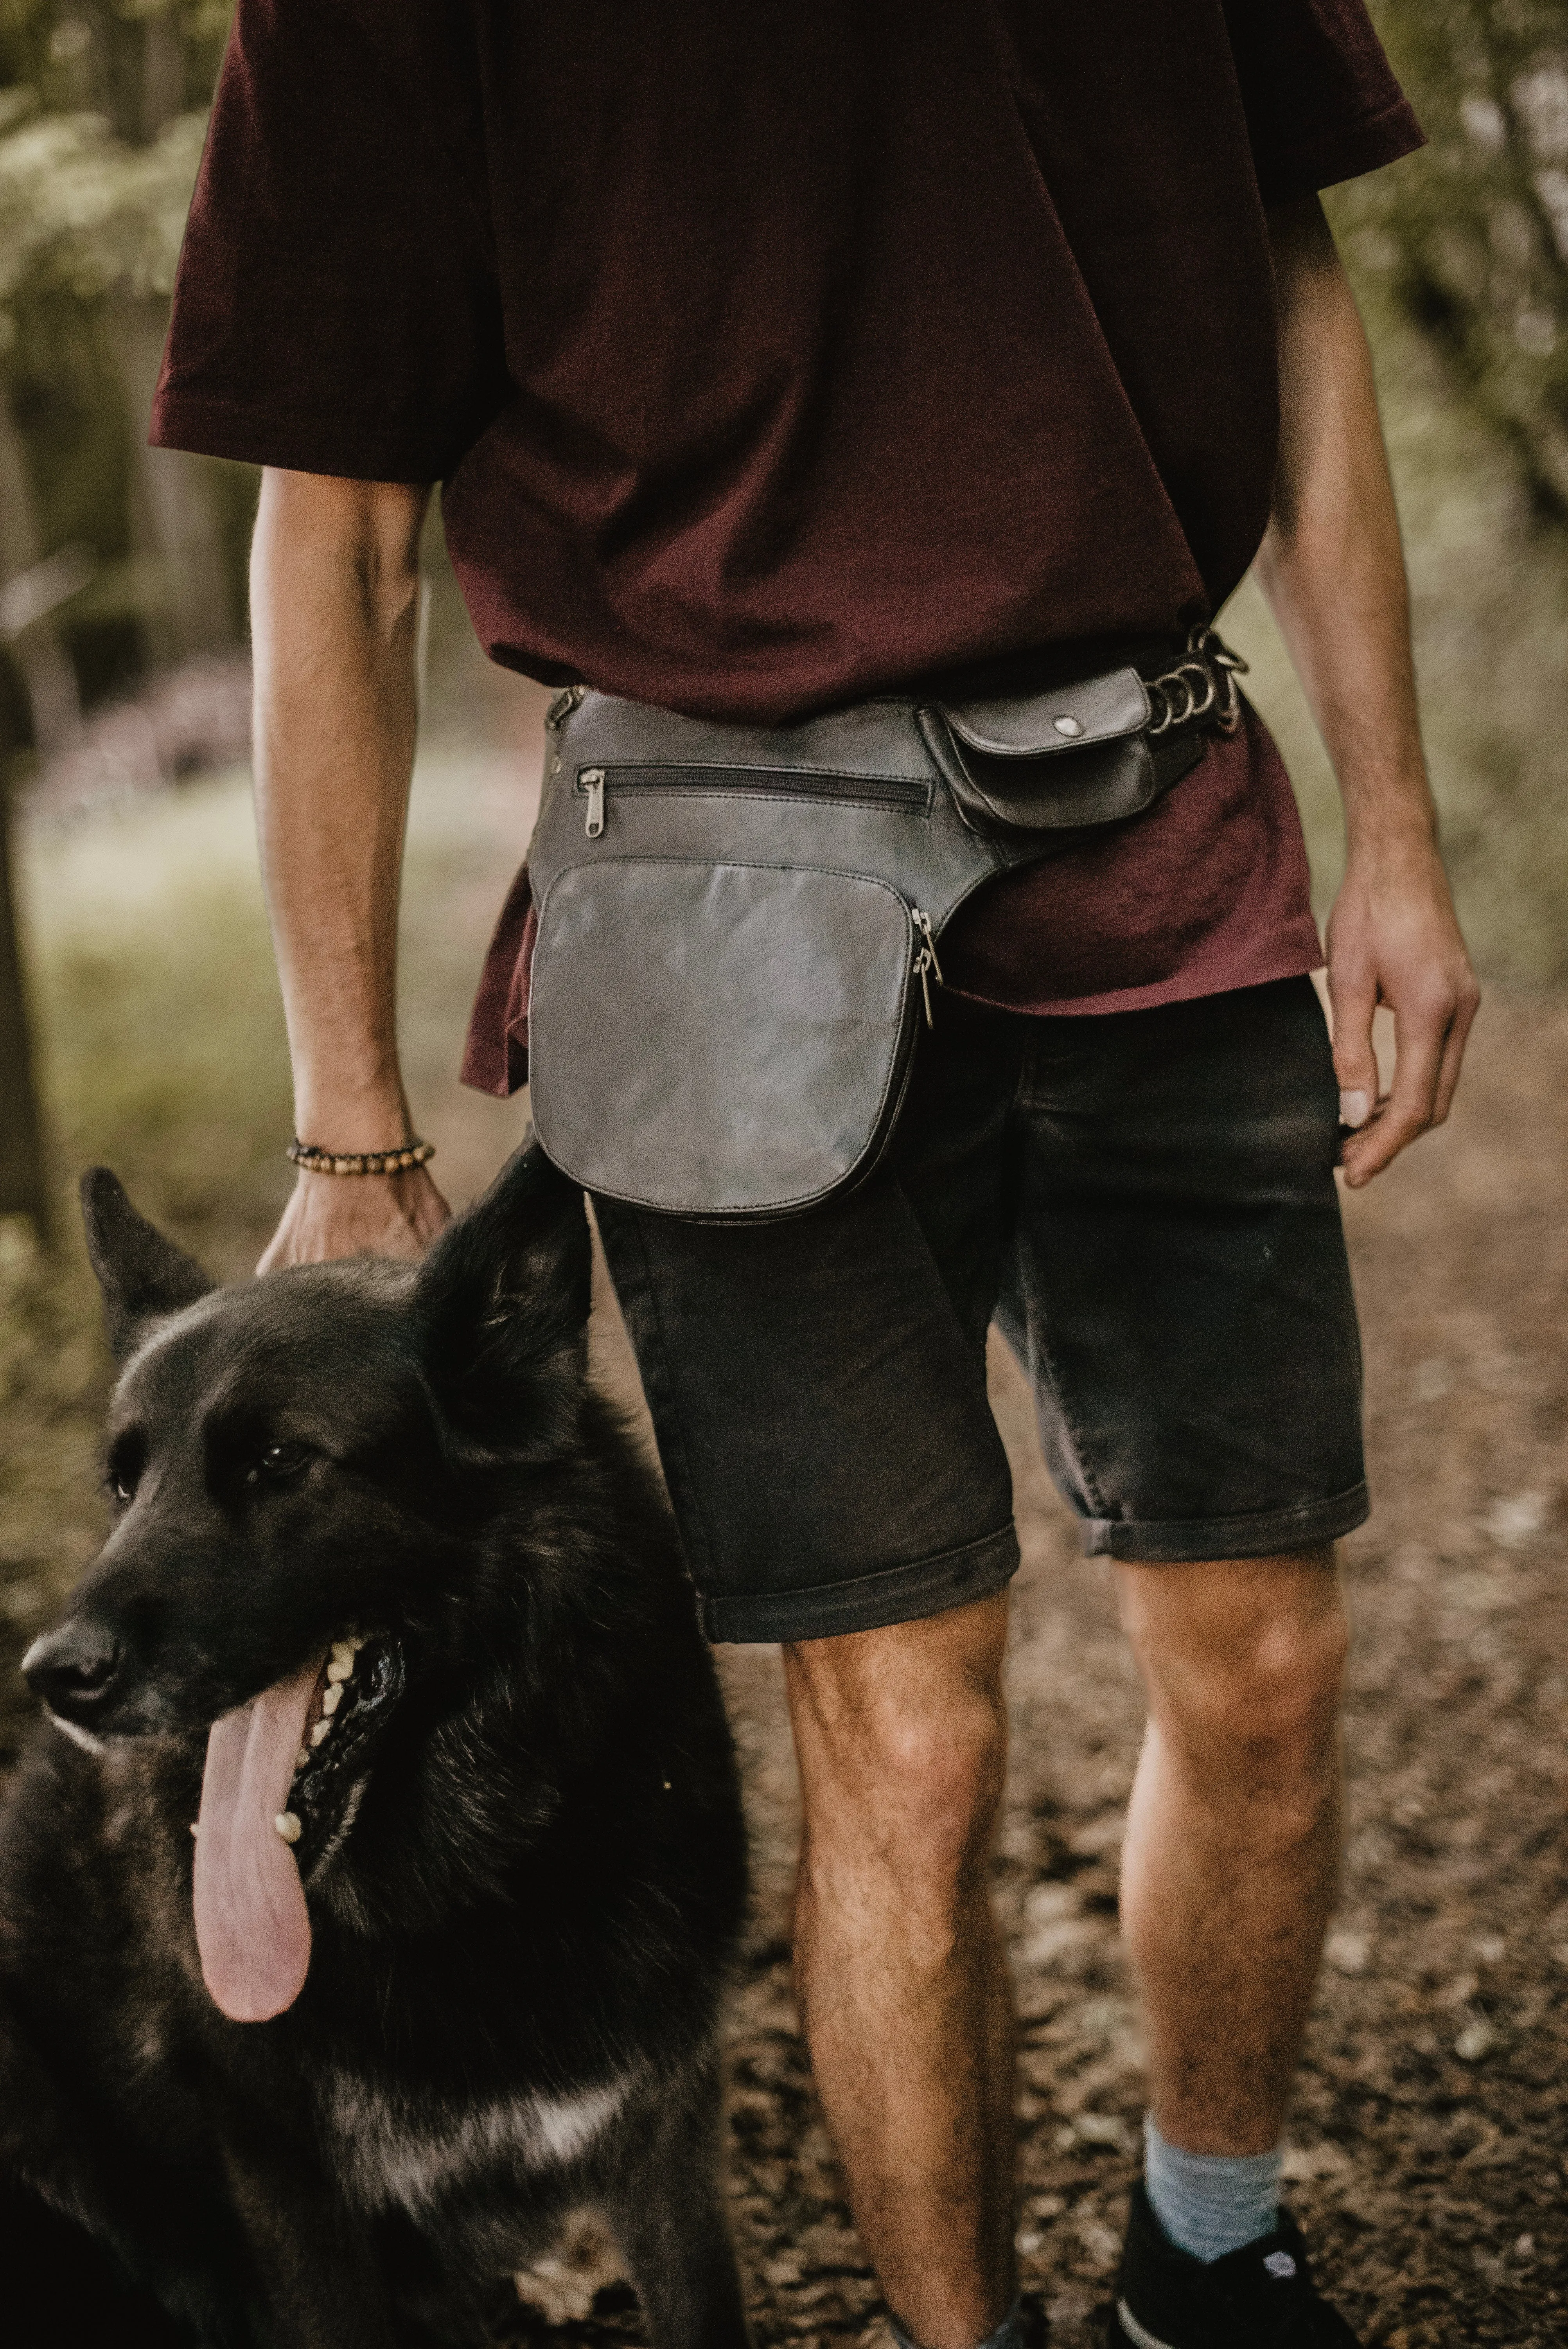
[{"xmin": 2, "ymin": 1148, "xmax": 750, "ymax": 2349}]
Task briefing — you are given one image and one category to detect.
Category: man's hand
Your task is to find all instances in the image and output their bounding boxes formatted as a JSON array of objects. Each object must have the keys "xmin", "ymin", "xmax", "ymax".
[
  {"xmin": 257, "ymin": 1166, "xmax": 452, "ymax": 1273},
  {"xmin": 1325, "ymin": 829, "xmax": 1479, "ymax": 1188},
  {"xmin": 1256, "ymin": 196, "xmax": 1480, "ymax": 1187}
]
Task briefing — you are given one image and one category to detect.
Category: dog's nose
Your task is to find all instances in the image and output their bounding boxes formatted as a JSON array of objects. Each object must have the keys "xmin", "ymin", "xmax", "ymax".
[{"xmin": 22, "ymin": 1619, "xmax": 123, "ymax": 1721}]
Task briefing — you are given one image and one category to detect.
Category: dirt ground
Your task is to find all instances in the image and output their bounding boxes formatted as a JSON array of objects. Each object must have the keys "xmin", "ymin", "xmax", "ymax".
[{"xmin": 0, "ymin": 747, "xmax": 1563, "ymax": 2346}]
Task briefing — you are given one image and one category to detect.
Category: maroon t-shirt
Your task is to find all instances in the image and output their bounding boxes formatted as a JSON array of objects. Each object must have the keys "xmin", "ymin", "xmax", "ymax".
[{"xmin": 150, "ymin": 0, "xmax": 1421, "ymax": 1049}]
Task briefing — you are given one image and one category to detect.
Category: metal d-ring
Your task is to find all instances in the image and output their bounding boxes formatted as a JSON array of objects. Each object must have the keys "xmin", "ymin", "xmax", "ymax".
[
  {"xmin": 1174, "ymin": 660, "xmax": 1216, "ymax": 719},
  {"xmin": 1161, "ymin": 671, "xmax": 1196, "ymax": 728},
  {"xmin": 1143, "ymin": 626, "xmax": 1250, "ymax": 741}
]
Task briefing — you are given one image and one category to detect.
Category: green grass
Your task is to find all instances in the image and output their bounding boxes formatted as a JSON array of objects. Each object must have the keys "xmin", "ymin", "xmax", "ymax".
[
  {"xmin": 18, "ymin": 736, "xmax": 541, "ymax": 1256},
  {"xmin": 27, "ymin": 771, "xmax": 293, "ymax": 1258}
]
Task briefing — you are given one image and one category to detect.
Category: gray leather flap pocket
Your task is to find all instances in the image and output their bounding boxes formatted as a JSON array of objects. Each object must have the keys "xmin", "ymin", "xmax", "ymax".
[
  {"xmin": 528, "ymin": 859, "xmax": 919, "ymax": 1219},
  {"xmin": 939, "ymin": 666, "xmax": 1149, "ymax": 757},
  {"xmin": 922, "ymin": 663, "xmax": 1203, "ymax": 837}
]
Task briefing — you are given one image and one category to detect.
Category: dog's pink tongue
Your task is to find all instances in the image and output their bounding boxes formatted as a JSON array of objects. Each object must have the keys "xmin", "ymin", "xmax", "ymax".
[{"xmin": 192, "ymin": 1654, "xmax": 323, "ymax": 2022}]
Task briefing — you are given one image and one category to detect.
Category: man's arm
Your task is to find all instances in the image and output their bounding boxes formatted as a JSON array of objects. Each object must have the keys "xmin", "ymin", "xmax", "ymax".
[
  {"xmin": 250, "ymin": 468, "xmax": 451, "ymax": 1270},
  {"xmin": 1254, "ymin": 196, "xmax": 1478, "ymax": 1188}
]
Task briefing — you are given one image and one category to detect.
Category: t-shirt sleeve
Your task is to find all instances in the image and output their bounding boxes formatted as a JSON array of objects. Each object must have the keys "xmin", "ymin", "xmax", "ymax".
[
  {"xmin": 150, "ymin": 0, "xmax": 506, "ymax": 481},
  {"xmin": 1224, "ymin": 0, "xmax": 1425, "ymax": 205}
]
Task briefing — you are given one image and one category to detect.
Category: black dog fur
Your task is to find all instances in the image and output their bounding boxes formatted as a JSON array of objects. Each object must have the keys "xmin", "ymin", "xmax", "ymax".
[{"xmin": 0, "ymin": 1147, "xmax": 750, "ymax": 2349}]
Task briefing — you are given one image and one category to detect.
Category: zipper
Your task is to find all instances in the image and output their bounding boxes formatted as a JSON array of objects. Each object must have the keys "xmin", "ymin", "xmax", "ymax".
[
  {"xmin": 569, "ymin": 767, "xmax": 943, "ymax": 1022},
  {"xmin": 912, "ymin": 907, "xmax": 944, "ymax": 1028},
  {"xmin": 572, "ymin": 763, "xmax": 929, "ymax": 837}
]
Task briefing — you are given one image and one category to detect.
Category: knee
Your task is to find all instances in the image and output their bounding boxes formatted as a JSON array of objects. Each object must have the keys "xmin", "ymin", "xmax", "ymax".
[
  {"xmin": 798, "ymin": 1680, "xmax": 1008, "ymax": 1910},
  {"xmin": 1229, "ymin": 1600, "xmax": 1345, "ymax": 1745},
  {"xmin": 1130, "ymin": 1568, "xmax": 1349, "ymax": 1787},
  {"xmin": 786, "ymin": 1596, "xmax": 1011, "ymax": 1947}
]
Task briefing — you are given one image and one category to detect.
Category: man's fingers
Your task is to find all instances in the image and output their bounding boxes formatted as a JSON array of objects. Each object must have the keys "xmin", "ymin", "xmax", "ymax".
[
  {"xmin": 1431, "ymin": 980, "xmax": 1480, "ymax": 1127},
  {"xmin": 1327, "ymin": 969, "xmax": 1379, "ymax": 1133},
  {"xmin": 1327, "ymin": 841, "xmax": 1479, "ymax": 1185},
  {"xmin": 1340, "ymin": 991, "xmax": 1448, "ymax": 1186}
]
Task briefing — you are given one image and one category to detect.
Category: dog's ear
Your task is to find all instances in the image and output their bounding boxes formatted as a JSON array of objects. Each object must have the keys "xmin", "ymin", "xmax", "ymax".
[
  {"xmin": 79, "ymin": 1168, "xmax": 216, "ymax": 1359},
  {"xmin": 415, "ymin": 1139, "xmax": 592, "ymax": 1457}
]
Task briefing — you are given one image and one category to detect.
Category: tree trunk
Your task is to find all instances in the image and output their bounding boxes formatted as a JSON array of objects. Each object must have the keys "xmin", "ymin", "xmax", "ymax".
[
  {"xmin": 0, "ymin": 767, "xmax": 49, "ymax": 1240},
  {"xmin": 0, "ymin": 389, "xmax": 60, "ymax": 1241},
  {"xmin": 93, "ymin": 0, "xmax": 240, "ymax": 669},
  {"xmin": 0, "ymin": 385, "xmax": 81, "ymax": 760},
  {"xmin": 108, "ymin": 292, "xmax": 237, "ymax": 668}
]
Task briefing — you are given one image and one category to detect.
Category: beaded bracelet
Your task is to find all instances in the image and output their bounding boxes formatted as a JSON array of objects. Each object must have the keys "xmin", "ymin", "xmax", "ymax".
[{"xmin": 287, "ymin": 1137, "xmax": 436, "ymax": 1178}]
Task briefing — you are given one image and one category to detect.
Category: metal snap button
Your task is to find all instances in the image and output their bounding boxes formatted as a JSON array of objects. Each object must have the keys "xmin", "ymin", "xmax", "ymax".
[{"xmin": 1052, "ymin": 714, "xmax": 1085, "ymax": 738}]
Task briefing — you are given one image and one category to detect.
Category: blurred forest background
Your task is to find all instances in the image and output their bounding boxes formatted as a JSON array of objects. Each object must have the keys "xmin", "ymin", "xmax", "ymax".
[
  {"xmin": 1, "ymin": 10, "xmax": 1566, "ymax": 2346},
  {"xmin": 3, "ymin": 0, "xmax": 1568, "ymax": 1240},
  {"xmin": 1, "ymin": 0, "xmax": 1567, "ymax": 947}
]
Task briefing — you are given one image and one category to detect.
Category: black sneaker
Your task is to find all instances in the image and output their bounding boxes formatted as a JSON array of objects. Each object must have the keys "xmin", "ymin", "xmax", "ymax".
[{"xmin": 1107, "ymin": 2181, "xmax": 1362, "ymax": 2347}]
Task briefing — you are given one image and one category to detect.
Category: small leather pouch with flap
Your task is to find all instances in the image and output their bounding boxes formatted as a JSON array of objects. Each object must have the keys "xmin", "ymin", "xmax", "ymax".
[{"xmin": 923, "ymin": 663, "xmax": 1206, "ymax": 837}]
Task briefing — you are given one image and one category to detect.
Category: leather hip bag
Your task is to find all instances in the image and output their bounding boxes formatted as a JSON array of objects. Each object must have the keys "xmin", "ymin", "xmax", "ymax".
[{"xmin": 524, "ymin": 627, "xmax": 1246, "ymax": 1222}]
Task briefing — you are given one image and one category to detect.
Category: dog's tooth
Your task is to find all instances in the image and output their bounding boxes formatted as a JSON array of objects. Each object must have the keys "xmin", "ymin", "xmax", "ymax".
[
  {"xmin": 190, "ymin": 1822, "xmax": 200, "ymax": 1838},
  {"xmin": 329, "ymin": 1639, "xmax": 355, "ymax": 1675},
  {"xmin": 274, "ymin": 1812, "xmax": 302, "ymax": 1845},
  {"xmin": 310, "ymin": 1718, "xmax": 332, "ymax": 1747},
  {"xmin": 349, "ymin": 1634, "xmax": 366, "ymax": 1652},
  {"xmin": 326, "ymin": 1658, "xmax": 351, "ymax": 1684},
  {"xmin": 296, "ymin": 1747, "xmax": 310, "ymax": 1770},
  {"xmin": 321, "ymin": 1682, "xmax": 343, "ymax": 1716}
]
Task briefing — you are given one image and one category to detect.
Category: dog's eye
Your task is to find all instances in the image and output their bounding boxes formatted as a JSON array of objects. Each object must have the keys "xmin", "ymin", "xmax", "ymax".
[
  {"xmin": 246, "ymin": 1442, "xmax": 311, "ymax": 1486},
  {"xmin": 105, "ymin": 1440, "xmax": 143, "ymax": 1507}
]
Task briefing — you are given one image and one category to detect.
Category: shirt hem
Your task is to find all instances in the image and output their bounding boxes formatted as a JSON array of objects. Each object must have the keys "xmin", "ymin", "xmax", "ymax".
[
  {"xmin": 941, "ymin": 939, "xmax": 1324, "ymax": 1022},
  {"xmin": 149, "ymin": 390, "xmax": 450, "ymax": 484},
  {"xmin": 1255, "ymin": 95, "xmax": 1426, "ymax": 203}
]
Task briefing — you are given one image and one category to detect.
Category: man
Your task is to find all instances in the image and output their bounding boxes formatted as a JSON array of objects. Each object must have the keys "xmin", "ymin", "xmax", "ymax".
[{"xmin": 151, "ymin": 5, "xmax": 1478, "ymax": 2345}]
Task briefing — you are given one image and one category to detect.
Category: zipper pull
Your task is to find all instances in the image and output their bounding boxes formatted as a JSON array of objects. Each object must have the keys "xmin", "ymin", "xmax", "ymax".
[
  {"xmin": 578, "ymin": 768, "xmax": 605, "ymax": 837},
  {"xmin": 912, "ymin": 907, "xmax": 943, "ymax": 1028}
]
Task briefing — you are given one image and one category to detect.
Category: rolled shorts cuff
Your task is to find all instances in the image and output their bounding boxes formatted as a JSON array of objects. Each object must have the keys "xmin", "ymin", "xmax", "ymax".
[
  {"xmin": 698, "ymin": 1522, "xmax": 1021, "ymax": 1645},
  {"xmin": 1083, "ymin": 1481, "xmax": 1371, "ymax": 1565}
]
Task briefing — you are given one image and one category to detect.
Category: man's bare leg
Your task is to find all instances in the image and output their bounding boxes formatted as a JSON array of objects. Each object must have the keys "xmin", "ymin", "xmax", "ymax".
[
  {"xmin": 780, "ymin": 1555, "xmax": 1343, "ymax": 2335},
  {"xmin": 783, "ymin": 1592, "xmax": 1017, "ymax": 2349},
  {"xmin": 1115, "ymin": 1549, "xmax": 1348, "ymax": 2158}
]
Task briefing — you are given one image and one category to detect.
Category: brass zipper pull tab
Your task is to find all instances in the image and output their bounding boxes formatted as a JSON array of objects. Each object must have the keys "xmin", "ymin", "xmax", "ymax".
[
  {"xmin": 912, "ymin": 907, "xmax": 943, "ymax": 1028},
  {"xmin": 579, "ymin": 769, "xmax": 605, "ymax": 837}
]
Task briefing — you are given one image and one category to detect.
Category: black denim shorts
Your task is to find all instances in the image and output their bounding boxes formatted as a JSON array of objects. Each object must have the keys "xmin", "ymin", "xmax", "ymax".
[{"xmin": 593, "ymin": 976, "xmax": 1367, "ymax": 1644}]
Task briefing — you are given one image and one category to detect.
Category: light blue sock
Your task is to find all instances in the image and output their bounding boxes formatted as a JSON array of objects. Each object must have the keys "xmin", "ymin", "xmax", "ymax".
[
  {"xmin": 1143, "ymin": 2115, "xmax": 1282, "ymax": 2264},
  {"xmin": 888, "ymin": 2292, "xmax": 1028, "ymax": 2349}
]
